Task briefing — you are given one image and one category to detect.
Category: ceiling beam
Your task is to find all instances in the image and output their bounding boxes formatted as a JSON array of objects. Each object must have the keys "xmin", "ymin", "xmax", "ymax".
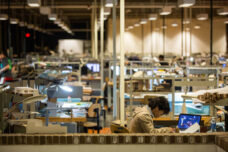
[
  {"xmin": 46, "ymin": 28, "xmax": 91, "ymax": 32},
  {"xmin": 0, "ymin": 3, "xmax": 226, "ymax": 9}
]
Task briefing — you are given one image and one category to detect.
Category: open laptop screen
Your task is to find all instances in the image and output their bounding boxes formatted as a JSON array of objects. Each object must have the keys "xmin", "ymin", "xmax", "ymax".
[{"xmin": 177, "ymin": 114, "xmax": 201, "ymax": 130}]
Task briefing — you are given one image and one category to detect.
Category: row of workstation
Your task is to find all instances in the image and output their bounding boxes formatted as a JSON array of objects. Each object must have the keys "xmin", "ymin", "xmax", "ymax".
[
  {"xmin": 107, "ymin": 60, "xmax": 226, "ymax": 130},
  {"xmin": 0, "ymin": 59, "xmax": 109, "ymax": 134}
]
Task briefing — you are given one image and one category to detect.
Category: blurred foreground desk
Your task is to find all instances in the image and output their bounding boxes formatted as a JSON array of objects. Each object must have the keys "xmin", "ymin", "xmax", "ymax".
[{"xmin": 1, "ymin": 133, "xmax": 228, "ymax": 152}]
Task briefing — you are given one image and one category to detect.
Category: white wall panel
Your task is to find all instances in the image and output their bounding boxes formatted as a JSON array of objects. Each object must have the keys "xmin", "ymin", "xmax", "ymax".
[{"xmin": 107, "ymin": 18, "xmax": 227, "ymax": 57}]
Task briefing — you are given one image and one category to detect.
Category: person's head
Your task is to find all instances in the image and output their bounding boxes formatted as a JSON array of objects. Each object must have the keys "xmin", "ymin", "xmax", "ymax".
[
  {"xmin": 148, "ymin": 97, "xmax": 170, "ymax": 118},
  {"xmin": 158, "ymin": 55, "xmax": 164, "ymax": 61},
  {"xmin": 0, "ymin": 51, "xmax": 5, "ymax": 60}
]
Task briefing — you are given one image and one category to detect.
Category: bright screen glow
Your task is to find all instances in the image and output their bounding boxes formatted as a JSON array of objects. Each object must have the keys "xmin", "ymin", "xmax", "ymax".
[
  {"xmin": 178, "ymin": 114, "xmax": 201, "ymax": 130},
  {"xmin": 86, "ymin": 63, "xmax": 100, "ymax": 72}
]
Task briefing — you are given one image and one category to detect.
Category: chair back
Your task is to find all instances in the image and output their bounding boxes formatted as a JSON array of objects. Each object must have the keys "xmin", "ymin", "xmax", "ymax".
[
  {"xmin": 88, "ymin": 103, "xmax": 101, "ymax": 118},
  {"xmin": 110, "ymin": 123, "xmax": 129, "ymax": 133}
]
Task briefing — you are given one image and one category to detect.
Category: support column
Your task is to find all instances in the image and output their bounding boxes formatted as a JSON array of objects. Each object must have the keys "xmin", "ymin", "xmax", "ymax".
[
  {"xmin": 141, "ymin": 24, "xmax": 144, "ymax": 57},
  {"xmin": 162, "ymin": 16, "xmax": 165, "ymax": 56},
  {"xmin": 94, "ymin": 0, "xmax": 98, "ymax": 59},
  {"xmin": 181, "ymin": 8, "xmax": 184, "ymax": 57},
  {"xmin": 119, "ymin": 0, "xmax": 125, "ymax": 126},
  {"xmin": 112, "ymin": 0, "xmax": 117, "ymax": 120},
  {"xmin": 7, "ymin": 0, "xmax": 12, "ymax": 58},
  {"xmin": 91, "ymin": 5, "xmax": 95, "ymax": 58},
  {"xmin": 210, "ymin": 0, "xmax": 213, "ymax": 65},
  {"xmin": 100, "ymin": 0, "xmax": 104, "ymax": 97}
]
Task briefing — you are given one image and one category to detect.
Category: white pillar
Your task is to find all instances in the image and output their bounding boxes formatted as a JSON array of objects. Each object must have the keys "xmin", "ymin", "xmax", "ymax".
[
  {"xmin": 112, "ymin": 0, "xmax": 118, "ymax": 120},
  {"xmin": 100, "ymin": 0, "xmax": 104, "ymax": 97},
  {"xmin": 120, "ymin": 0, "xmax": 125, "ymax": 126},
  {"xmin": 94, "ymin": 0, "xmax": 98, "ymax": 59},
  {"xmin": 91, "ymin": 6, "xmax": 95, "ymax": 58}
]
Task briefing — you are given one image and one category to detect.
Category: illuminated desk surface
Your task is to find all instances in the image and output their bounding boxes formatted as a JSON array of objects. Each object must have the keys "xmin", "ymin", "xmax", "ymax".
[{"xmin": 36, "ymin": 117, "xmax": 86, "ymax": 123}]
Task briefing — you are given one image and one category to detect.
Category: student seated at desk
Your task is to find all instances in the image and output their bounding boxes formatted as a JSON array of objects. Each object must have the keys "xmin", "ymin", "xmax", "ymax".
[
  {"xmin": 0, "ymin": 51, "xmax": 12, "ymax": 84},
  {"xmin": 129, "ymin": 96, "xmax": 173, "ymax": 133}
]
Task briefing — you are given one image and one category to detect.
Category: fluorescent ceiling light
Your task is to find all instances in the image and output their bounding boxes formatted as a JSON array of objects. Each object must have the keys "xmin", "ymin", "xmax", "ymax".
[
  {"xmin": 171, "ymin": 23, "xmax": 178, "ymax": 27},
  {"xmin": 148, "ymin": 14, "xmax": 158, "ymax": 21},
  {"xmin": 54, "ymin": 19, "xmax": 61, "ymax": 24},
  {"xmin": 0, "ymin": 14, "xmax": 8, "ymax": 20},
  {"xmin": 128, "ymin": 26, "xmax": 133, "ymax": 29},
  {"xmin": 160, "ymin": 7, "xmax": 172, "ymax": 16},
  {"xmin": 19, "ymin": 22, "xmax": 27, "ymax": 27},
  {"xmin": 134, "ymin": 23, "xmax": 140, "ymax": 27},
  {"xmin": 161, "ymin": 25, "xmax": 167, "ymax": 29},
  {"xmin": 186, "ymin": 28, "xmax": 190, "ymax": 31},
  {"xmin": 34, "ymin": 26, "xmax": 39, "ymax": 31},
  {"xmin": 194, "ymin": 25, "xmax": 201, "ymax": 29},
  {"xmin": 140, "ymin": 19, "xmax": 147, "ymax": 24},
  {"xmin": 183, "ymin": 19, "xmax": 190, "ymax": 24},
  {"xmin": 40, "ymin": 7, "xmax": 51, "ymax": 15},
  {"xmin": 27, "ymin": 0, "xmax": 41, "ymax": 7},
  {"xmin": 27, "ymin": 24, "xmax": 34, "ymax": 29},
  {"xmin": 217, "ymin": 8, "xmax": 228, "ymax": 16},
  {"xmin": 105, "ymin": 0, "xmax": 112, "ymax": 7},
  {"xmin": 105, "ymin": 0, "xmax": 117, "ymax": 7},
  {"xmin": 10, "ymin": 18, "xmax": 19, "ymax": 24},
  {"xmin": 48, "ymin": 14, "xmax": 57, "ymax": 21},
  {"xmin": 197, "ymin": 14, "xmax": 208, "ymax": 21},
  {"xmin": 178, "ymin": 0, "xmax": 195, "ymax": 8}
]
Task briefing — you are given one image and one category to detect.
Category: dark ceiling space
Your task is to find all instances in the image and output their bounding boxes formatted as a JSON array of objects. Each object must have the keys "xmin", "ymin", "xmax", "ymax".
[{"xmin": 0, "ymin": 0, "xmax": 227, "ymax": 36}]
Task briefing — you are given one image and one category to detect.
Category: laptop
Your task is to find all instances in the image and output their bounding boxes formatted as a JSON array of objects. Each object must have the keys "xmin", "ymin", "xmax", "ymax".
[{"xmin": 177, "ymin": 114, "xmax": 201, "ymax": 131}]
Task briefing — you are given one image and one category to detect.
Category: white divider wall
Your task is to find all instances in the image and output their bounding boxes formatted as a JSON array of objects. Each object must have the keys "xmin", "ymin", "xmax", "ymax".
[{"xmin": 107, "ymin": 18, "xmax": 227, "ymax": 57}]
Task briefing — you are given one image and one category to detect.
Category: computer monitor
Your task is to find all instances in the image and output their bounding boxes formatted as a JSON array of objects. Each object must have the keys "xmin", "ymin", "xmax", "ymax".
[
  {"xmin": 177, "ymin": 114, "xmax": 201, "ymax": 130},
  {"xmin": 47, "ymin": 85, "xmax": 83, "ymax": 99},
  {"xmin": 86, "ymin": 63, "xmax": 100, "ymax": 73},
  {"xmin": 110, "ymin": 65, "xmax": 126, "ymax": 76}
]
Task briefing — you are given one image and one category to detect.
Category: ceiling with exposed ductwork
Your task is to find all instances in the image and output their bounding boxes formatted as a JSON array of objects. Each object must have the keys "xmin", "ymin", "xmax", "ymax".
[{"xmin": 0, "ymin": 0, "xmax": 227, "ymax": 38}]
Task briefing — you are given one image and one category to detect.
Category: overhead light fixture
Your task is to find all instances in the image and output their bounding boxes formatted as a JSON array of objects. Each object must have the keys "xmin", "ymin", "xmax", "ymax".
[
  {"xmin": 54, "ymin": 19, "xmax": 61, "ymax": 24},
  {"xmin": 186, "ymin": 28, "xmax": 190, "ymax": 31},
  {"xmin": 140, "ymin": 19, "xmax": 147, "ymax": 24},
  {"xmin": 49, "ymin": 14, "xmax": 57, "ymax": 21},
  {"xmin": 105, "ymin": 0, "xmax": 117, "ymax": 7},
  {"xmin": 148, "ymin": 14, "xmax": 158, "ymax": 21},
  {"xmin": 34, "ymin": 26, "xmax": 39, "ymax": 31},
  {"xmin": 197, "ymin": 14, "xmax": 208, "ymax": 21},
  {"xmin": 19, "ymin": 22, "xmax": 27, "ymax": 27},
  {"xmin": 134, "ymin": 23, "xmax": 140, "ymax": 27},
  {"xmin": 27, "ymin": 0, "xmax": 41, "ymax": 7},
  {"xmin": 161, "ymin": 25, "xmax": 167, "ymax": 29},
  {"xmin": 217, "ymin": 8, "xmax": 228, "ymax": 16},
  {"xmin": 10, "ymin": 18, "xmax": 19, "ymax": 24},
  {"xmin": 0, "ymin": 14, "xmax": 8, "ymax": 20},
  {"xmin": 183, "ymin": 19, "xmax": 190, "ymax": 24},
  {"xmin": 160, "ymin": 7, "xmax": 172, "ymax": 16},
  {"xmin": 40, "ymin": 7, "xmax": 51, "ymax": 15},
  {"xmin": 27, "ymin": 24, "xmax": 34, "ymax": 29},
  {"xmin": 104, "ymin": 8, "xmax": 111, "ymax": 15},
  {"xmin": 194, "ymin": 25, "xmax": 201, "ymax": 29},
  {"xmin": 171, "ymin": 22, "xmax": 178, "ymax": 27},
  {"xmin": 128, "ymin": 26, "xmax": 133, "ymax": 29},
  {"xmin": 178, "ymin": 0, "xmax": 195, "ymax": 8},
  {"xmin": 224, "ymin": 20, "xmax": 228, "ymax": 24}
]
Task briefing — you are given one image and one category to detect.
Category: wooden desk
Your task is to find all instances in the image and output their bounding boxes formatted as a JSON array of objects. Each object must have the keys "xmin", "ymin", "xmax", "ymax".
[{"xmin": 36, "ymin": 117, "xmax": 86, "ymax": 123}]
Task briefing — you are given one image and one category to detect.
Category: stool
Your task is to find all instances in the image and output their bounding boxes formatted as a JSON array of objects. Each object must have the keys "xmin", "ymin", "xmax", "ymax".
[{"xmin": 83, "ymin": 122, "xmax": 102, "ymax": 133}]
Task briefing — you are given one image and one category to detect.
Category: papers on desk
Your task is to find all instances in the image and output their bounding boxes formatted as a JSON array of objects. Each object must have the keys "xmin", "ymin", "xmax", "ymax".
[
  {"xmin": 179, "ymin": 123, "xmax": 200, "ymax": 133},
  {"xmin": 59, "ymin": 102, "xmax": 92, "ymax": 109}
]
